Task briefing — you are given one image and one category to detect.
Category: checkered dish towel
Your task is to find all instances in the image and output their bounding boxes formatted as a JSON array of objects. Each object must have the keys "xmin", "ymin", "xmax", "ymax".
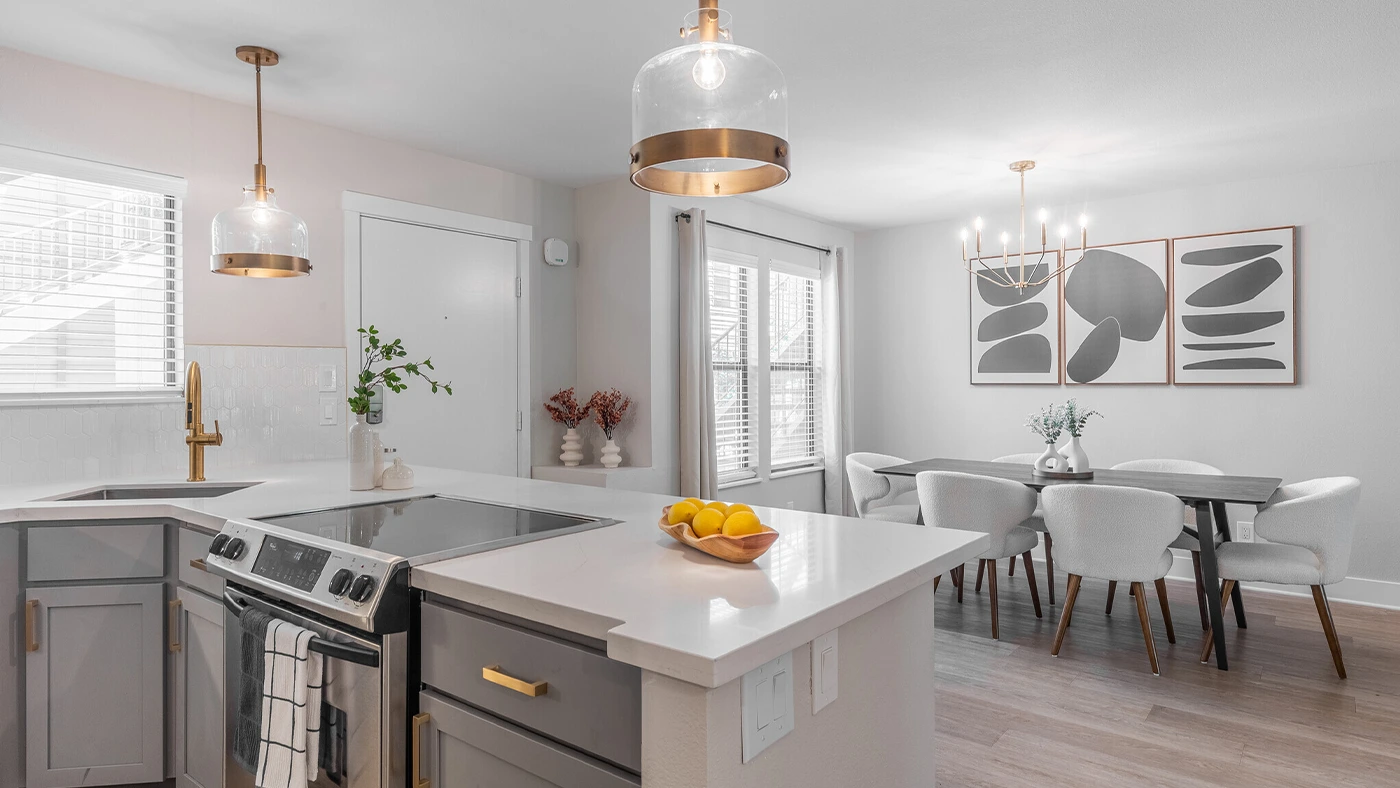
[{"xmin": 255, "ymin": 619, "xmax": 324, "ymax": 788}]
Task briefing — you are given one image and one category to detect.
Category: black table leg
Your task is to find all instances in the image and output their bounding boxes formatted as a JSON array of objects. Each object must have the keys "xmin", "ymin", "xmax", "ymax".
[
  {"xmin": 1196, "ymin": 501, "xmax": 1229, "ymax": 670},
  {"xmin": 1212, "ymin": 500, "xmax": 1247, "ymax": 629}
]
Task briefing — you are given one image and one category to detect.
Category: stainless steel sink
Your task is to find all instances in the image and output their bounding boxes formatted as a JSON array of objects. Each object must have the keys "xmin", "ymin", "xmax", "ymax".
[{"xmin": 53, "ymin": 482, "xmax": 260, "ymax": 501}]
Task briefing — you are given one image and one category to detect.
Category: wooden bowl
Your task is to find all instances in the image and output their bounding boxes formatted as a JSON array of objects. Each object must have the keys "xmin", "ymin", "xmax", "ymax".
[{"xmin": 658, "ymin": 506, "xmax": 780, "ymax": 564}]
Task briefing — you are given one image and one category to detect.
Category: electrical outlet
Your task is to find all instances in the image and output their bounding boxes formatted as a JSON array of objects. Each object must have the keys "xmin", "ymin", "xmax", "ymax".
[
  {"xmin": 786, "ymin": 500, "xmax": 795, "ymax": 509},
  {"xmin": 1236, "ymin": 521, "xmax": 1254, "ymax": 542}
]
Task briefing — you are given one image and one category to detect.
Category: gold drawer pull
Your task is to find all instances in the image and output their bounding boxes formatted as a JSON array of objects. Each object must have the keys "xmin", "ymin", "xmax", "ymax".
[
  {"xmin": 411, "ymin": 712, "xmax": 431, "ymax": 788},
  {"xmin": 189, "ymin": 558, "xmax": 208, "ymax": 572},
  {"xmin": 482, "ymin": 665, "xmax": 548, "ymax": 697},
  {"xmin": 169, "ymin": 599, "xmax": 183, "ymax": 652},
  {"xmin": 25, "ymin": 600, "xmax": 39, "ymax": 653}
]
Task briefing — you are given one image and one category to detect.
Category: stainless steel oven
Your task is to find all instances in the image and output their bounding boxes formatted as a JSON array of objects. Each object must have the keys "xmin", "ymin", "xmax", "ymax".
[{"xmin": 222, "ymin": 585, "xmax": 407, "ymax": 788}]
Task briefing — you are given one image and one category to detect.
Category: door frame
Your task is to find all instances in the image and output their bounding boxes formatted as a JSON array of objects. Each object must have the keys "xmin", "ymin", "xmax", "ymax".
[{"xmin": 342, "ymin": 191, "xmax": 534, "ymax": 478}]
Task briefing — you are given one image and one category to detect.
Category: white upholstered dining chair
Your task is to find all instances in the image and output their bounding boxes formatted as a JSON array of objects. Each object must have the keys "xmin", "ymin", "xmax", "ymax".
[
  {"xmin": 1111, "ymin": 459, "xmax": 1225, "ymax": 630},
  {"xmin": 1201, "ymin": 477, "xmax": 1361, "ymax": 678},
  {"xmin": 845, "ymin": 452, "xmax": 921, "ymax": 524},
  {"xmin": 993, "ymin": 453, "xmax": 1054, "ymax": 603},
  {"xmin": 917, "ymin": 471, "xmax": 1041, "ymax": 639},
  {"xmin": 1041, "ymin": 484, "xmax": 1182, "ymax": 675}
]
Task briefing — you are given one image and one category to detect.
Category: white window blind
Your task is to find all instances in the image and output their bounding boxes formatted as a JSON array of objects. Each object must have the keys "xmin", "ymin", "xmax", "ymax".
[
  {"xmin": 708, "ymin": 253, "xmax": 757, "ymax": 482},
  {"xmin": 769, "ymin": 266, "xmax": 821, "ymax": 469},
  {"xmin": 0, "ymin": 146, "xmax": 185, "ymax": 399}
]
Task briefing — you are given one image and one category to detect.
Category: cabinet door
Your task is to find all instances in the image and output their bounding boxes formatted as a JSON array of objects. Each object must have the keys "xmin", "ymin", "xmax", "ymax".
[
  {"xmin": 26, "ymin": 583, "xmax": 165, "ymax": 788},
  {"xmin": 175, "ymin": 587, "xmax": 225, "ymax": 788},
  {"xmin": 416, "ymin": 690, "xmax": 638, "ymax": 788}
]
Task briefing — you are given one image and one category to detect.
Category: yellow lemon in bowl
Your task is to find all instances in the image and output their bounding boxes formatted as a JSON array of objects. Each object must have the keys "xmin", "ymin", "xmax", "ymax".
[
  {"xmin": 727, "ymin": 503, "xmax": 754, "ymax": 516},
  {"xmin": 703, "ymin": 501, "xmax": 730, "ymax": 517},
  {"xmin": 722, "ymin": 510, "xmax": 765, "ymax": 537},
  {"xmin": 682, "ymin": 497, "xmax": 705, "ymax": 510},
  {"xmin": 691, "ymin": 507, "xmax": 727, "ymax": 538},
  {"xmin": 668, "ymin": 501, "xmax": 700, "ymax": 526}
]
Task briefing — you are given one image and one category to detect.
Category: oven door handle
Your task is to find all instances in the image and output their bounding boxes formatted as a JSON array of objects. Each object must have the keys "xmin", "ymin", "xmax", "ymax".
[{"xmin": 223, "ymin": 589, "xmax": 381, "ymax": 668}]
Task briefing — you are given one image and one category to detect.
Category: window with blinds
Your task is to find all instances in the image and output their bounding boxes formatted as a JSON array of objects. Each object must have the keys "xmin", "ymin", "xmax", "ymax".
[
  {"xmin": 707, "ymin": 234, "xmax": 824, "ymax": 488},
  {"xmin": 0, "ymin": 147, "xmax": 185, "ymax": 399}
]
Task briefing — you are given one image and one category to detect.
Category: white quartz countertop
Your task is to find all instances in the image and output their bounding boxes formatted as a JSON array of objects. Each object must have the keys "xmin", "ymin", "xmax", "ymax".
[{"xmin": 0, "ymin": 461, "xmax": 987, "ymax": 688}]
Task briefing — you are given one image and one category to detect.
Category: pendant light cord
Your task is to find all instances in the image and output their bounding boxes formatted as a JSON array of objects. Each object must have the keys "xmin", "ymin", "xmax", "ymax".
[{"xmin": 255, "ymin": 58, "xmax": 263, "ymax": 167}]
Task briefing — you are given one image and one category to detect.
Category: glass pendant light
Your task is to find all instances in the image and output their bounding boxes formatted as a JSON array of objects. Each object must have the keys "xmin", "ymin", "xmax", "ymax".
[
  {"xmin": 211, "ymin": 46, "xmax": 311, "ymax": 277},
  {"xmin": 630, "ymin": 0, "xmax": 790, "ymax": 197}
]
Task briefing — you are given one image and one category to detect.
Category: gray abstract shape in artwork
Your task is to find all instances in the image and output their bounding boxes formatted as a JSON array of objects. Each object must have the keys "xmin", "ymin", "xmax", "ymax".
[
  {"xmin": 1066, "ymin": 317, "xmax": 1121, "ymax": 383},
  {"xmin": 1182, "ymin": 358, "xmax": 1287, "ymax": 371},
  {"xmin": 1182, "ymin": 311, "xmax": 1286, "ymax": 337},
  {"xmin": 1182, "ymin": 341, "xmax": 1275, "ymax": 351},
  {"xmin": 1064, "ymin": 249, "xmax": 1166, "ymax": 341},
  {"xmin": 977, "ymin": 301, "xmax": 1048, "ymax": 342},
  {"xmin": 978, "ymin": 333, "xmax": 1052, "ymax": 373},
  {"xmin": 1185, "ymin": 257, "xmax": 1283, "ymax": 308},
  {"xmin": 976, "ymin": 266, "xmax": 1050, "ymax": 307},
  {"xmin": 1180, "ymin": 243, "xmax": 1283, "ymax": 266}
]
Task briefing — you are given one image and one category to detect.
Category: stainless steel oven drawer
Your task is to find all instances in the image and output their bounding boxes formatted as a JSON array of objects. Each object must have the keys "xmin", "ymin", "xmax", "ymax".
[{"xmin": 420, "ymin": 601, "xmax": 641, "ymax": 773}]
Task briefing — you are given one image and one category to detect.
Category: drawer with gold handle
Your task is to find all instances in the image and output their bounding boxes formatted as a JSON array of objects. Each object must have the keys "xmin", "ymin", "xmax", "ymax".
[
  {"xmin": 25, "ymin": 600, "xmax": 39, "ymax": 652},
  {"xmin": 482, "ymin": 665, "xmax": 548, "ymax": 698},
  {"xmin": 189, "ymin": 557, "xmax": 208, "ymax": 572},
  {"xmin": 411, "ymin": 712, "xmax": 431, "ymax": 788},
  {"xmin": 168, "ymin": 599, "xmax": 183, "ymax": 653}
]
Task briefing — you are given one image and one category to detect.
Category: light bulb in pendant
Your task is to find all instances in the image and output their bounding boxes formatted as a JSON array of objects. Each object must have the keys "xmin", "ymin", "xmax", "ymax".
[{"xmin": 693, "ymin": 49, "xmax": 726, "ymax": 90}]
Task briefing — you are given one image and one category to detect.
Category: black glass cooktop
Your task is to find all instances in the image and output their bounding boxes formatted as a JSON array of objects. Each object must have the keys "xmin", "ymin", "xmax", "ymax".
[{"xmin": 255, "ymin": 495, "xmax": 605, "ymax": 563}]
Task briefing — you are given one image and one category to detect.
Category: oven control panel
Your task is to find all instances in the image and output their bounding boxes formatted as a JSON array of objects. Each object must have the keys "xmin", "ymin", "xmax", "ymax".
[{"xmin": 206, "ymin": 522, "xmax": 394, "ymax": 616}]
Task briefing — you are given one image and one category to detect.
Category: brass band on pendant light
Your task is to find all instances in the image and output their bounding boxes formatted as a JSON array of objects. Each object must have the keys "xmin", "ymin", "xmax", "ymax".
[
  {"xmin": 210, "ymin": 45, "xmax": 312, "ymax": 277},
  {"xmin": 629, "ymin": 0, "xmax": 791, "ymax": 197}
]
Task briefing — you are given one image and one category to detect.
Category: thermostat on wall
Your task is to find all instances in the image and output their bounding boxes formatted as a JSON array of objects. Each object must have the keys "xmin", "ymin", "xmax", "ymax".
[{"xmin": 543, "ymin": 237, "xmax": 569, "ymax": 266}]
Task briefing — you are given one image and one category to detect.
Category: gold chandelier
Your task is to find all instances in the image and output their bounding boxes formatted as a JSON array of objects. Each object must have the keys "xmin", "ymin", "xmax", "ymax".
[{"xmin": 961, "ymin": 161, "xmax": 1088, "ymax": 290}]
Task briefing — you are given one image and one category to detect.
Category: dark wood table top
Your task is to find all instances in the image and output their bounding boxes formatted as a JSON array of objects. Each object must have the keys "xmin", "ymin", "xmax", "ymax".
[{"xmin": 876, "ymin": 458, "xmax": 1281, "ymax": 505}]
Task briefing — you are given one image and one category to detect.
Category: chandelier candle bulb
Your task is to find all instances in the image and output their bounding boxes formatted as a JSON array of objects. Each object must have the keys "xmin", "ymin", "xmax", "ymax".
[
  {"xmin": 958, "ymin": 161, "xmax": 1095, "ymax": 289},
  {"xmin": 960, "ymin": 229, "xmax": 968, "ymax": 260}
]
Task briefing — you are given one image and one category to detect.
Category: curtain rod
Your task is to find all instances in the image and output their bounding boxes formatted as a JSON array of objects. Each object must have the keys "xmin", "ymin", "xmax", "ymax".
[{"xmin": 675, "ymin": 212, "xmax": 832, "ymax": 255}]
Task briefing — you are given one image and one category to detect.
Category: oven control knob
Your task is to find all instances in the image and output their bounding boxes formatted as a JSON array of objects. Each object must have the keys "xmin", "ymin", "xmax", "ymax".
[
  {"xmin": 348, "ymin": 574, "xmax": 376, "ymax": 604},
  {"xmin": 223, "ymin": 537, "xmax": 246, "ymax": 560},
  {"xmin": 328, "ymin": 568, "xmax": 355, "ymax": 598},
  {"xmin": 209, "ymin": 534, "xmax": 231, "ymax": 557}
]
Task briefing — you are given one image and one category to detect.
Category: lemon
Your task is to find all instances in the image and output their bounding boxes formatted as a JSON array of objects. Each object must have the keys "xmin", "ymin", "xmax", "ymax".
[
  {"xmin": 703, "ymin": 501, "xmax": 730, "ymax": 517},
  {"xmin": 682, "ymin": 497, "xmax": 705, "ymax": 510},
  {"xmin": 668, "ymin": 501, "xmax": 701, "ymax": 526},
  {"xmin": 722, "ymin": 510, "xmax": 764, "ymax": 537},
  {"xmin": 727, "ymin": 503, "xmax": 754, "ymax": 516},
  {"xmin": 691, "ymin": 507, "xmax": 727, "ymax": 538}
]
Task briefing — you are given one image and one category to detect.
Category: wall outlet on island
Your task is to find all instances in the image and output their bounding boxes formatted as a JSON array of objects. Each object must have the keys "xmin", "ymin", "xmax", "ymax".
[{"xmin": 1236, "ymin": 521, "xmax": 1254, "ymax": 542}]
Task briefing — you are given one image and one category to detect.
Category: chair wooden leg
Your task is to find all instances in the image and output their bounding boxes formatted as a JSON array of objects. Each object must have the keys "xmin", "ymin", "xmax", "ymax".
[
  {"xmin": 1044, "ymin": 533, "xmax": 1055, "ymax": 605},
  {"xmin": 976, "ymin": 560, "xmax": 986, "ymax": 593},
  {"xmin": 1133, "ymin": 581, "xmax": 1160, "ymax": 675},
  {"xmin": 1021, "ymin": 551, "xmax": 1042, "ymax": 618},
  {"xmin": 1200, "ymin": 579, "xmax": 1236, "ymax": 663},
  {"xmin": 1154, "ymin": 578, "xmax": 1176, "ymax": 644},
  {"xmin": 1052, "ymin": 574, "xmax": 1082, "ymax": 656},
  {"xmin": 1191, "ymin": 550, "xmax": 1209, "ymax": 631},
  {"xmin": 1009, "ymin": 557, "xmax": 1016, "ymax": 577},
  {"xmin": 956, "ymin": 565, "xmax": 965, "ymax": 603},
  {"xmin": 1311, "ymin": 585, "xmax": 1348, "ymax": 679},
  {"xmin": 934, "ymin": 575, "xmax": 941, "ymax": 592},
  {"xmin": 987, "ymin": 559, "xmax": 999, "ymax": 640},
  {"xmin": 1105, "ymin": 580, "xmax": 1117, "ymax": 615}
]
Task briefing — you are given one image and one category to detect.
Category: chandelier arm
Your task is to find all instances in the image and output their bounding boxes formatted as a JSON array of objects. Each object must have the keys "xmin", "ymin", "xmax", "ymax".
[
  {"xmin": 963, "ymin": 264, "xmax": 1018, "ymax": 288},
  {"xmin": 1030, "ymin": 251, "xmax": 1089, "ymax": 287},
  {"xmin": 969, "ymin": 254, "xmax": 1016, "ymax": 286},
  {"xmin": 1022, "ymin": 251, "xmax": 1050, "ymax": 285}
]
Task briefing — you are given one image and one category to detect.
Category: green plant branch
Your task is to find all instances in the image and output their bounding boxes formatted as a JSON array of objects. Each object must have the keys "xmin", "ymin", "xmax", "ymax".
[{"xmin": 348, "ymin": 326, "xmax": 453, "ymax": 415}]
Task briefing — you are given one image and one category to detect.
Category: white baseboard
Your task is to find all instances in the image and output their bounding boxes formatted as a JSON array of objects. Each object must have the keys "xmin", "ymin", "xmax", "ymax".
[{"xmin": 1015, "ymin": 546, "xmax": 1400, "ymax": 611}]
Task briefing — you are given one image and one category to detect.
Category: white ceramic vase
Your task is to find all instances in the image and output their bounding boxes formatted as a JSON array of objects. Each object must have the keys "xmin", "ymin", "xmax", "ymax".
[
  {"xmin": 600, "ymin": 437, "xmax": 622, "ymax": 469},
  {"xmin": 560, "ymin": 427, "xmax": 583, "ymax": 467},
  {"xmin": 1059, "ymin": 436, "xmax": 1090, "ymax": 473},
  {"xmin": 348, "ymin": 414, "xmax": 378, "ymax": 490},
  {"xmin": 1034, "ymin": 444, "xmax": 1066, "ymax": 473}
]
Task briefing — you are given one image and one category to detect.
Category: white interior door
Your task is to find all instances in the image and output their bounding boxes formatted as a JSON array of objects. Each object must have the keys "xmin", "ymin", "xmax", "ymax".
[{"xmin": 358, "ymin": 216, "xmax": 520, "ymax": 476}]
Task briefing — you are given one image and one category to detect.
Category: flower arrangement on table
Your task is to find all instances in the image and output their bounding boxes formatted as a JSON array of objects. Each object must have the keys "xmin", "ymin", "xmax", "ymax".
[
  {"xmin": 588, "ymin": 388, "xmax": 632, "ymax": 468},
  {"xmin": 1061, "ymin": 398, "xmax": 1101, "ymax": 438},
  {"xmin": 545, "ymin": 387, "xmax": 591, "ymax": 466},
  {"xmin": 1024, "ymin": 399, "xmax": 1104, "ymax": 475}
]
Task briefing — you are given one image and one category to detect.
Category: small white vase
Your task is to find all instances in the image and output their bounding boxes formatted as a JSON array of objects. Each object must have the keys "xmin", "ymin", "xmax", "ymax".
[
  {"xmin": 348, "ymin": 414, "xmax": 378, "ymax": 491},
  {"xmin": 560, "ymin": 427, "xmax": 583, "ymax": 467},
  {"xmin": 600, "ymin": 437, "xmax": 622, "ymax": 469},
  {"xmin": 1059, "ymin": 436, "xmax": 1090, "ymax": 473},
  {"xmin": 1035, "ymin": 444, "xmax": 1066, "ymax": 473}
]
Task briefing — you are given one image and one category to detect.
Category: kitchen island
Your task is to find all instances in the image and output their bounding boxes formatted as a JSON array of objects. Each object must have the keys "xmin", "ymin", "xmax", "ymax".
[{"xmin": 0, "ymin": 461, "xmax": 985, "ymax": 788}]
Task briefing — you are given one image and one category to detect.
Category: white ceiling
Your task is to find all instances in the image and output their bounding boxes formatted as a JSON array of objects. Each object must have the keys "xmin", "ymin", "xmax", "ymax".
[{"xmin": 3, "ymin": 0, "xmax": 1399, "ymax": 231}]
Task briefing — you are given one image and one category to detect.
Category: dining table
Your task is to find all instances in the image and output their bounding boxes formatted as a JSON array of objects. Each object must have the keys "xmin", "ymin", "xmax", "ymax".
[{"xmin": 875, "ymin": 457, "xmax": 1282, "ymax": 671}]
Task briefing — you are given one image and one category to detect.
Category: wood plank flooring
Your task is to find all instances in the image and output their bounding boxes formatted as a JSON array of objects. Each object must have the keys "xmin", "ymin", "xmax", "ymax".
[{"xmin": 934, "ymin": 562, "xmax": 1400, "ymax": 787}]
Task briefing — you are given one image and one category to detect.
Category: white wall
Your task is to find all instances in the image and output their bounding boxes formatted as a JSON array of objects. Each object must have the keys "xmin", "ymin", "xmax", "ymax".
[
  {"xmin": 0, "ymin": 47, "xmax": 576, "ymax": 467},
  {"xmin": 854, "ymin": 161, "xmax": 1400, "ymax": 587}
]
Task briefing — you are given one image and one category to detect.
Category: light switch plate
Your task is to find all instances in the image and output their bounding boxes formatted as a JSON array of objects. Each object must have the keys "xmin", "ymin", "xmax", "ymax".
[
  {"xmin": 811, "ymin": 628, "xmax": 838, "ymax": 713},
  {"xmin": 317, "ymin": 364, "xmax": 338, "ymax": 392},
  {"xmin": 741, "ymin": 651, "xmax": 794, "ymax": 763},
  {"xmin": 318, "ymin": 394, "xmax": 339, "ymax": 426}
]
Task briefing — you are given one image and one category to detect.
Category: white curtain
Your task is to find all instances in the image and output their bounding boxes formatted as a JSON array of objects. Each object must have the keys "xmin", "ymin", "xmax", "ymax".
[
  {"xmin": 678, "ymin": 209, "xmax": 720, "ymax": 499},
  {"xmin": 822, "ymin": 246, "xmax": 855, "ymax": 515}
]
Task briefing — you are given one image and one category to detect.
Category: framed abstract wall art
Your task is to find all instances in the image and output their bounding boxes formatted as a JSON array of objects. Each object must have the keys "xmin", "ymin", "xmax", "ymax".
[
  {"xmin": 969, "ymin": 253, "xmax": 1062, "ymax": 384},
  {"xmin": 1060, "ymin": 240, "xmax": 1170, "ymax": 384}
]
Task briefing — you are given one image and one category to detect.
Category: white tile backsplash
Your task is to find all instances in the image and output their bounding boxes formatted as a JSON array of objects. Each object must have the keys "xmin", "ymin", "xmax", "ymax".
[{"xmin": 0, "ymin": 345, "xmax": 347, "ymax": 487}]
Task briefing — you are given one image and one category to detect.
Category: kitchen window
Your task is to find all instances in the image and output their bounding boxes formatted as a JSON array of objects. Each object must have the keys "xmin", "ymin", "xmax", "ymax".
[
  {"xmin": 0, "ymin": 146, "xmax": 186, "ymax": 403},
  {"xmin": 707, "ymin": 233, "xmax": 824, "ymax": 487}
]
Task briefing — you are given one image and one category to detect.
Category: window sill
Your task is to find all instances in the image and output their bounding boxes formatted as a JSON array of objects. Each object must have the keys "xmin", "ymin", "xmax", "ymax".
[
  {"xmin": 0, "ymin": 391, "xmax": 185, "ymax": 408},
  {"xmin": 719, "ymin": 464, "xmax": 825, "ymax": 490}
]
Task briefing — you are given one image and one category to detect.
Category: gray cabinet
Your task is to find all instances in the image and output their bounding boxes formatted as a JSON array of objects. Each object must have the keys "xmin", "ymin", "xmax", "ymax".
[
  {"xmin": 25, "ymin": 583, "xmax": 166, "ymax": 788},
  {"xmin": 416, "ymin": 690, "xmax": 639, "ymax": 788},
  {"xmin": 175, "ymin": 586, "xmax": 225, "ymax": 788}
]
